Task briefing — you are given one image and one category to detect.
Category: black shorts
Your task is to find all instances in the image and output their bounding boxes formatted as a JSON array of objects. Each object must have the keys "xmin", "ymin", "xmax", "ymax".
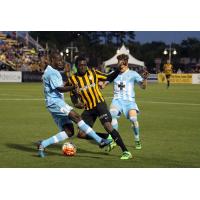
[
  {"xmin": 165, "ymin": 74, "xmax": 171, "ymax": 79},
  {"xmin": 81, "ymin": 101, "xmax": 112, "ymax": 127}
]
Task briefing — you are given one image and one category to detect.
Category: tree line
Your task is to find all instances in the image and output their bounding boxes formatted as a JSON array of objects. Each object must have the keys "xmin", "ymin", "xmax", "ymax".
[{"xmin": 30, "ymin": 31, "xmax": 200, "ymax": 70}]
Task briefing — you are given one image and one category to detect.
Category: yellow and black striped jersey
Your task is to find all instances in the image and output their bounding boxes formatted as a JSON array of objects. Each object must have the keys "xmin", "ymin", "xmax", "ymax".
[
  {"xmin": 163, "ymin": 63, "xmax": 173, "ymax": 75},
  {"xmin": 68, "ymin": 69, "xmax": 111, "ymax": 110}
]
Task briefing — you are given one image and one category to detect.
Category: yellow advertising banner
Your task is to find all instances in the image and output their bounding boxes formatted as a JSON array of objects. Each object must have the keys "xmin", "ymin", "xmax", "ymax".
[{"xmin": 157, "ymin": 73, "xmax": 192, "ymax": 83}]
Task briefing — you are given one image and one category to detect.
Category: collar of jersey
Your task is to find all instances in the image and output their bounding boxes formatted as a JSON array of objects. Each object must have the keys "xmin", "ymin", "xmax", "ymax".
[
  {"xmin": 76, "ymin": 70, "xmax": 88, "ymax": 77},
  {"xmin": 121, "ymin": 68, "xmax": 129, "ymax": 75},
  {"xmin": 44, "ymin": 65, "xmax": 53, "ymax": 72},
  {"xmin": 47, "ymin": 65, "xmax": 53, "ymax": 70}
]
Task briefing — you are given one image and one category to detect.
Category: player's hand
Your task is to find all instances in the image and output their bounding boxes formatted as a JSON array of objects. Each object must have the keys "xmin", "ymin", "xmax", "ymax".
[
  {"xmin": 141, "ymin": 70, "xmax": 150, "ymax": 80},
  {"xmin": 74, "ymin": 84, "xmax": 80, "ymax": 94},
  {"xmin": 74, "ymin": 102, "xmax": 85, "ymax": 109},
  {"xmin": 98, "ymin": 81, "xmax": 106, "ymax": 89}
]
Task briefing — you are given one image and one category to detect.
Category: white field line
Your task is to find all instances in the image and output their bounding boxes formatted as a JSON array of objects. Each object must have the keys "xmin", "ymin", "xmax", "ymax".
[
  {"xmin": 139, "ymin": 100, "xmax": 200, "ymax": 106},
  {"xmin": 0, "ymin": 96, "xmax": 199, "ymax": 106},
  {"xmin": 0, "ymin": 98, "xmax": 44, "ymax": 101}
]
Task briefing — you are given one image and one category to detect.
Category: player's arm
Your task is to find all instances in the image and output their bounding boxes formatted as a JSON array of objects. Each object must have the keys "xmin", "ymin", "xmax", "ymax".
[
  {"xmin": 49, "ymin": 74, "xmax": 77, "ymax": 93},
  {"xmin": 57, "ymin": 76, "xmax": 80, "ymax": 93},
  {"xmin": 98, "ymin": 81, "xmax": 109, "ymax": 89},
  {"xmin": 95, "ymin": 68, "xmax": 120, "ymax": 83},
  {"xmin": 66, "ymin": 78, "xmax": 84, "ymax": 109},
  {"xmin": 137, "ymin": 69, "xmax": 149, "ymax": 90},
  {"xmin": 139, "ymin": 79, "xmax": 147, "ymax": 89},
  {"xmin": 163, "ymin": 64, "xmax": 166, "ymax": 73},
  {"xmin": 56, "ymin": 85, "xmax": 76, "ymax": 93},
  {"xmin": 70, "ymin": 93, "xmax": 85, "ymax": 109}
]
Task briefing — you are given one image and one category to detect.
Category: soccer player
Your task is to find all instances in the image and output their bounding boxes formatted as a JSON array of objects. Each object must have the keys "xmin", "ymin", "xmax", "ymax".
[
  {"xmin": 109, "ymin": 54, "xmax": 148, "ymax": 150},
  {"xmin": 163, "ymin": 60, "xmax": 173, "ymax": 88},
  {"xmin": 68, "ymin": 56, "xmax": 132, "ymax": 160},
  {"xmin": 37, "ymin": 51, "xmax": 112, "ymax": 157}
]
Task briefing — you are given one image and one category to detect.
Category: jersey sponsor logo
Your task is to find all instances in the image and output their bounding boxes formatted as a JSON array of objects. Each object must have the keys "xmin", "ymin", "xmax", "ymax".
[
  {"xmin": 79, "ymin": 83, "xmax": 96, "ymax": 91},
  {"xmin": 89, "ymin": 75, "xmax": 93, "ymax": 80}
]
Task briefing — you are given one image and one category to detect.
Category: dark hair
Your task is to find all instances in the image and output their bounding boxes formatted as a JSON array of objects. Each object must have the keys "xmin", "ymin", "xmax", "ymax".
[
  {"xmin": 75, "ymin": 55, "xmax": 87, "ymax": 67},
  {"xmin": 48, "ymin": 49, "xmax": 59, "ymax": 58},
  {"xmin": 117, "ymin": 54, "xmax": 129, "ymax": 61}
]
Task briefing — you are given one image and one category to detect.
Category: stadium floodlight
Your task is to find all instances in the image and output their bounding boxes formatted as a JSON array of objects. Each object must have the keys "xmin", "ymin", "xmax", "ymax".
[
  {"xmin": 163, "ymin": 49, "xmax": 168, "ymax": 55},
  {"xmin": 66, "ymin": 48, "xmax": 69, "ymax": 54},
  {"xmin": 173, "ymin": 49, "xmax": 177, "ymax": 55},
  {"xmin": 65, "ymin": 45, "xmax": 79, "ymax": 63},
  {"xmin": 163, "ymin": 44, "xmax": 177, "ymax": 64}
]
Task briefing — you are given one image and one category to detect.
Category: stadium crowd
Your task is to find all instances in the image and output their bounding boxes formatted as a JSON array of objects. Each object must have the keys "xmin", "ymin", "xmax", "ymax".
[{"xmin": 0, "ymin": 32, "xmax": 47, "ymax": 72}]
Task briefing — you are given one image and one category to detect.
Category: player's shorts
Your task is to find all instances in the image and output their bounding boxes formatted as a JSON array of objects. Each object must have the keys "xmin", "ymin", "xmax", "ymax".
[
  {"xmin": 81, "ymin": 101, "xmax": 112, "ymax": 127},
  {"xmin": 110, "ymin": 98, "xmax": 140, "ymax": 119},
  {"xmin": 165, "ymin": 74, "xmax": 171, "ymax": 79},
  {"xmin": 47, "ymin": 100, "xmax": 73, "ymax": 131}
]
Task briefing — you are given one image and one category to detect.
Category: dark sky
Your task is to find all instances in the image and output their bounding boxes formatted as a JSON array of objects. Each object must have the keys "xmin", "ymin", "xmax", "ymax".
[{"xmin": 135, "ymin": 31, "xmax": 200, "ymax": 44}]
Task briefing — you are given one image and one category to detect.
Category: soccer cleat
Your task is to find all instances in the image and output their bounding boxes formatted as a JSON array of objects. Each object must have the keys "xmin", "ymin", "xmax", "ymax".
[
  {"xmin": 120, "ymin": 151, "xmax": 132, "ymax": 160},
  {"xmin": 107, "ymin": 134, "xmax": 113, "ymax": 140},
  {"xmin": 37, "ymin": 141, "xmax": 45, "ymax": 158},
  {"xmin": 105, "ymin": 140, "xmax": 117, "ymax": 152},
  {"xmin": 135, "ymin": 141, "xmax": 142, "ymax": 150},
  {"xmin": 99, "ymin": 138, "xmax": 112, "ymax": 149}
]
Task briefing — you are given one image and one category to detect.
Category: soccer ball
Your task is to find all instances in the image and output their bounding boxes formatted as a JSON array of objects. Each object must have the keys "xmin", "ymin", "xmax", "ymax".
[{"xmin": 62, "ymin": 142, "xmax": 77, "ymax": 156}]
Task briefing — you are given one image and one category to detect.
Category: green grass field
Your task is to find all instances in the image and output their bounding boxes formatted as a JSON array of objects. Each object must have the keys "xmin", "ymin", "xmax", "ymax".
[{"xmin": 0, "ymin": 82, "xmax": 200, "ymax": 167}]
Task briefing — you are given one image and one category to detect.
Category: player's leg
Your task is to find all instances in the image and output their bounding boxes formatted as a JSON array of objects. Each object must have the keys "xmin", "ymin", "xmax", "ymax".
[
  {"xmin": 166, "ymin": 75, "xmax": 170, "ymax": 88},
  {"xmin": 77, "ymin": 109, "xmax": 109, "ymax": 139},
  {"xmin": 110, "ymin": 99, "xmax": 122, "ymax": 130},
  {"xmin": 77, "ymin": 109, "xmax": 96, "ymax": 139},
  {"xmin": 98, "ymin": 102, "xmax": 132, "ymax": 159},
  {"xmin": 128, "ymin": 109, "xmax": 141, "ymax": 150},
  {"xmin": 168, "ymin": 75, "xmax": 171, "ymax": 88},
  {"xmin": 68, "ymin": 109, "xmax": 111, "ymax": 148},
  {"xmin": 38, "ymin": 115, "xmax": 74, "ymax": 157}
]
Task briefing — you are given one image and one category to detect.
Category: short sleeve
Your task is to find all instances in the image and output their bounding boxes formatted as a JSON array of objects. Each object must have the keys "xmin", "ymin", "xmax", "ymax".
[
  {"xmin": 49, "ymin": 74, "xmax": 63, "ymax": 90},
  {"xmin": 95, "ymin": 70, "xmax": 108, "ymax": 81},
  {"xmin": 134, "ymin": 72, "xmax": 143, "ymax": 83}
]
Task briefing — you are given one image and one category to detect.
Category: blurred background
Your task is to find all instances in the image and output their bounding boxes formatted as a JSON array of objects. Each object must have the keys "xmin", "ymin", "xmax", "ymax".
[{"xmin": 1, "ymin": 31, "xmax": 200, "ymax": 76}]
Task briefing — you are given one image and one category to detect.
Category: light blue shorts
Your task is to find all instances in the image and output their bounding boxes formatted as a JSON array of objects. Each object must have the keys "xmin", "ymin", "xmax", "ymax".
[
  {"xmin": 110, "ymin": 98, "xmax": 139, "ymax": 119},
  {"xmin": 47, "ymin": 100, "xmax": 73, "ymax": 131}
]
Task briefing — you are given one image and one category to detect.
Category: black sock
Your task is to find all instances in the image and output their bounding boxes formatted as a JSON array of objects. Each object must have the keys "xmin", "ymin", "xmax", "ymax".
[
  {"xmin": 96, "ymin": 132, "xmax": 109, "ymax": 139},
  {"xmin": 109, "ymin": 129, "xmax": 127, "ymax": 152},
  {"xmin": 167, "ymin": 80, "xmax": 170, "ymax": 87}
]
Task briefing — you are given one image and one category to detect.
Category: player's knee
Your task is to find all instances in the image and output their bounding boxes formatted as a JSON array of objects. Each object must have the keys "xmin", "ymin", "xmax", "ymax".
[
  {"xmin": 67, "ymin": 131, "xmax": 74, "ymax": 137},
  {"xmin": 103, "ymin": 122, "xmax": 113, "ymax": 133},
  {"xmin": 110, "ymin": 108, "xmax": 119, "ymax": 118},
  {"xmin": 111, "ymin": 118, "xmax": 118, "ymax": 127},
  {"xmin": 129, "ymin": 116, "xmax": 139, "ymax": 128},
  {"xmin": 63, "ymin": 125, "xmax": 74, "ymax": 137},
  {"xmin": 69, "ymin": 111, "xmax": 82, "ymax": 123}
]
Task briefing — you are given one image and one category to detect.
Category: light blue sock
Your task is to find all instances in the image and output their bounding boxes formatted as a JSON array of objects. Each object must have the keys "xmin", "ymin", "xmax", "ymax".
[
  {"xmin": 77, "ymin": 120, "xmax": 102, "ymax": 144},
  {"xmin": 41, "ymin": 131, "xmax": 68, "ymax": 148},
  {"xmin": 110, "ymin": 108, "xmax": 119, "ymax": 130},
  {"xmin": 130, "ymin": 116, "xmax": 140, "ymax": 142},
  {"xmin": 111, "ymin": 118, "xmax": 118, "ymax": 130}
]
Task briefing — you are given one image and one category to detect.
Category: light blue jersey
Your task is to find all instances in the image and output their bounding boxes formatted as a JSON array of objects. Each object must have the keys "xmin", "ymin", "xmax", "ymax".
[
  {"xmin": 111, "ymin": 69, "xmax": 143, "ymax": 118},
  {"xmin": 42, "ymin": 65, "xmax": 73, "ymax": 131},
  {"xmin": 110, "ymin": 69, "xmax": 143, "ymax": 145},
  {"xmin": 113, "ymin": 69, "xmax": 143, "ymax": 102},
  {"xmin": 43, "ymin": 65, "xmax": 65, "ymax": 107}
]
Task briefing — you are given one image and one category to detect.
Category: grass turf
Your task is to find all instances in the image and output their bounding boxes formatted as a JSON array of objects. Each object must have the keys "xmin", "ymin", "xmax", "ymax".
[{"xmin": 0, "ymin": 82, "xmax": 200, "ymax": 167}]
